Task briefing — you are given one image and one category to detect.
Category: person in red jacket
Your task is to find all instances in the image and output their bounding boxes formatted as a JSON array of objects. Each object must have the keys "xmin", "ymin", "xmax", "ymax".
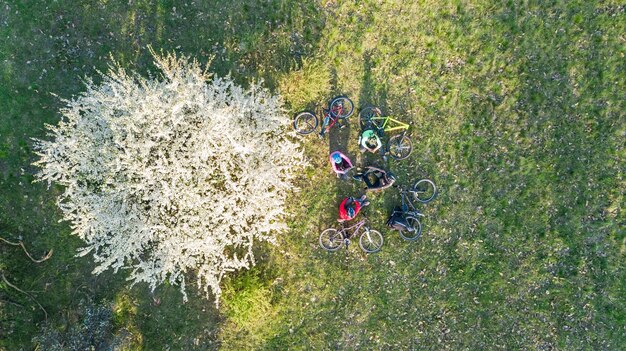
[{"xmin": 338, "ymin": 195, "xmax": 370, "ymax": 222}]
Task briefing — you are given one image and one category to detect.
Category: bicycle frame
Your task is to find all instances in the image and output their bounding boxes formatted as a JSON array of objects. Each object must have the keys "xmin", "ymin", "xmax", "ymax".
[
  {"xmin": 322, "ymin": 99, "xmax": 351, "ymax": 132},
  {"xmin": 320, "ymin": 110, "xmax": 339, "ymax": 135},
  {"xmin": 370, "ymin": 116, "xmax": 409, "ymax": 133},
  {"xmin": 340, "ymin": 220, "xmax": 367, "ymax": 238},
  {"xmin": 399, "ymin": 188, "xmax": 424, "ymax": 217}
]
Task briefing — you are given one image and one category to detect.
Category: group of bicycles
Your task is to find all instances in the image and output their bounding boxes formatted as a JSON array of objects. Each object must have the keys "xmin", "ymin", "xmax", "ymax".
[
  {"xmin": 293, "ymin": 96, "xmax": 413, "ymax": 160},
  {"xmin": 293, "ymin": 96, "xmax": 437, "ymax": 254}
]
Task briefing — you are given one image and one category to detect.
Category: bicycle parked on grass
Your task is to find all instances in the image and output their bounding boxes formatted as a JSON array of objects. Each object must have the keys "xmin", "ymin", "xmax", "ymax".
[
  {"xmin": 293, "ymin": 96, "xmax": 354, "ymax": 138},
  {"xmin": 358, "ymin": 106, "xmax": 413, "ymax": 160},
  {"xmin": 386, "ymin": 179, "xmax": 437, "ymax": 240},
  {"xmin": 319, "ymin": 219, "xmax": 383, "ymax": 253}
]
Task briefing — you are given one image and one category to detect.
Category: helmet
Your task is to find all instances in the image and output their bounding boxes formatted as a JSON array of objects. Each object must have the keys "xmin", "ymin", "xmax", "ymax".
[
  {"xmin": 332, "ymin": 153, "xmax": 342, "ymax": 164},
  {"xmin": 363, "ymin": 130, "xmax": 375, "ymax": 138},
  {"xmin": 347, "ymin": 207, "xmax": 356, "ymax": 218}
]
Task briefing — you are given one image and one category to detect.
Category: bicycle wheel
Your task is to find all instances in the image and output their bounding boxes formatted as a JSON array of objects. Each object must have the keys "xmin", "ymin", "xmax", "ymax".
[
  {"xmin": 412, "ymin": 179, "xmax": 437, "ymax": 203},
  {"xmin": 319, "ymin": 228, "xmax": 344, "ymax": 252},
  {"xmin": 399, "ymin": 216, "xmax": 422, "ymax": 241},
  {"xmin": 329, "ymin": 96, "xmax": 354, "ymax": 119},
  {"xmin": 388, "ymin": 134, "xmax": 413, "ymax": 160},
  {"xmin": 293, "ymin": 112, "xmax": 318, "ymax": 135},
  {"xmin": 359, "ymin": 229, "xmax": 383, "ymax": 253},
  {"xmin": 358, "ymin": 106, "xmax": 383, "ymax": 129}
]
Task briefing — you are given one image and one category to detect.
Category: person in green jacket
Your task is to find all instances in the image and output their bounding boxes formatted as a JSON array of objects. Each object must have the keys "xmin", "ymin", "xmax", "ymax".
[{"xmin": 359, "ymin": 129, "xmax": 382, "ymax": 153}]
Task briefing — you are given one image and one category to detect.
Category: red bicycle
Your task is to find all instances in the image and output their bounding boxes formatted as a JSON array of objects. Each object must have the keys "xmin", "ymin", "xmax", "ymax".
[{"xmin": 293, "ymin": 96, "xmax": 354, "ymax": 138}]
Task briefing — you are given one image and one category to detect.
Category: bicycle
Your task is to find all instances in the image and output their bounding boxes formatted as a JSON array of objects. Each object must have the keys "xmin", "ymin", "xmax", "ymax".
[
  {"xmin": 386, "ymin": 179, "xmax": 437, "ymax": 240},
  {"xmin": 319, "ymin": 219, "xmax": 383, "ymax": 253},
  {"xmin": 293, "ymin": 96, "xmax": 354, "ymax": 138},
  {"xmin": 358, "ymin": 106, "xmax": 413, "ymax": 160}
]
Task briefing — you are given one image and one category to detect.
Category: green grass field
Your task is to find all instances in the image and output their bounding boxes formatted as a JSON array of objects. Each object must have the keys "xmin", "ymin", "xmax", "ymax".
[{"xmin": 1, "ymin": 0, "xmax": 624, "ymax": 349}]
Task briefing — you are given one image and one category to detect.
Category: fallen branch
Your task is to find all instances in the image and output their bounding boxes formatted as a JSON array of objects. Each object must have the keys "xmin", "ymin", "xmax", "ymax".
[
  {"xmin": 0, "ymin": 236, "xmax": 53, "ymax": 263},
  {"xmin": 1, "ymin": 273, "xmax": 48, "ymax": 320}
]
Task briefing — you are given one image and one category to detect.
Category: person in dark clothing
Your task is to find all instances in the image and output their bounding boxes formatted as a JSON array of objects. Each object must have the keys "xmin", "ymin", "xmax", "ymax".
[{"xmin": 352, "ymin": 166, "xmax": 396, "ymax": 191}]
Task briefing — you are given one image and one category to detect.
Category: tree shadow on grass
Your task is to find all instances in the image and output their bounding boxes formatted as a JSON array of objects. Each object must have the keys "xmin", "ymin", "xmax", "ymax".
[
  {"xmin": 326, "ymin": 60, "xmax": 359, "ymax": 214},
  {"xmin": 359, "ymin": 49, "xmax": 389, "ymax": 113}
]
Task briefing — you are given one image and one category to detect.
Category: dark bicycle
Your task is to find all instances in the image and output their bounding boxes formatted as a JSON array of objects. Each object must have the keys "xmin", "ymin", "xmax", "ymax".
[
  {"xmin": 293, "ymin": 96, "xmax": 354, "ymax": 138},
  {"xmin": 386, "ymin": 179, "xmax": 437, "ymax": 240},
  {"xmin": 319, "ymin": 219, "xmax": 383, "ymax": 253}
]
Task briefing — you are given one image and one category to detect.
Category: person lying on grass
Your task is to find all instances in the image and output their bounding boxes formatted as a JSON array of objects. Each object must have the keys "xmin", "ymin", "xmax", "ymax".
[
  {"xmin": 330, "ymin": 151, "xmax": 354, "ymax": 179},
  {"xmin": 359, "ymin": 129, "xmax": 382, "ymax": 153},
  {"xmin": 353, "ymin": 166, "xmax": 396, "ymax": 191},
  {"xmin": 338, "ymin": 195, "xmax": 370, "ymax": 222}
]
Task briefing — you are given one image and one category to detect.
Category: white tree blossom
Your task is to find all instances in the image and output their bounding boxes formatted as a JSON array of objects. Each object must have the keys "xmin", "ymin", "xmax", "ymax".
[{"xmin": 33, "ymin": 51, "xmax": 307, "ymax": 305}]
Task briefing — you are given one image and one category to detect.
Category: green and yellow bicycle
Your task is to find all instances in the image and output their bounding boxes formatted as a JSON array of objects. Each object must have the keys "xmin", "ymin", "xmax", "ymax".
[{"xmin": 358, "ymin": 107, "xmax": 413, "ymax": 160}]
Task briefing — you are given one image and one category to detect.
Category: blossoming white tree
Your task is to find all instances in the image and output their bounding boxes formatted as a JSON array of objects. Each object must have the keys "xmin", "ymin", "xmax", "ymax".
[{"xmin": 33, "ymin": 50, "xmax": 307, "ymax": 305}]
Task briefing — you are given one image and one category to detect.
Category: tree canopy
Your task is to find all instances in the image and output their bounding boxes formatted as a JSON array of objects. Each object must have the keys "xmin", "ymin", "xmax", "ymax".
[{"xmin": 33, "ymin": 51, "xmax": 307, "ymax": 305}]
